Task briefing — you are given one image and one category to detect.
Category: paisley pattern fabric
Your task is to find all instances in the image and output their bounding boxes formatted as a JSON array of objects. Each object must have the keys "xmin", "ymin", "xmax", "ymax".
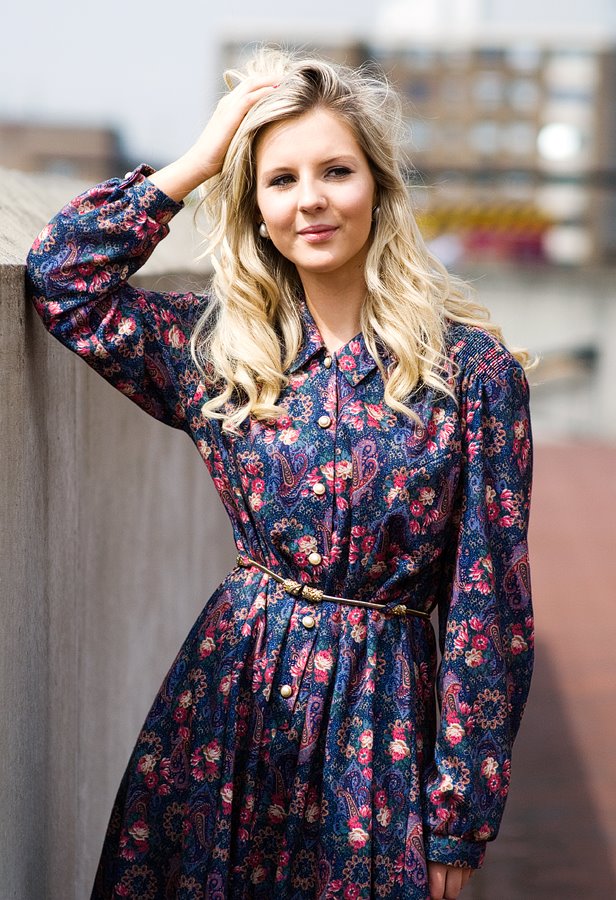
[{"xmin": 26, "ymin": 164, "xmax": 534, "ymax": 900}]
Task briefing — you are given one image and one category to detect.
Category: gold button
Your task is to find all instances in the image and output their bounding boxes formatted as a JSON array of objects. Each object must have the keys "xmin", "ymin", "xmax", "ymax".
[
  {"xmin": 302, "ymin": 615, "xmax": 316, "ymax": 629},
  {"xmin": 324, "ymin": 356, "xmax": 332, "ymax": 368},
  {"xmin": 308, "ymin": 551, "xmax": 322, "ymax": 566},
  {"xmin": 312, "ymin": 483, "xmax": 326, "ymax": 496},
  {"xmin": 279, "ymin": 684, "xmax": 293, "ymax": 698},
  {"xmin": 317, "ymin": 415, "xmax": 331, "ymax": 428}
]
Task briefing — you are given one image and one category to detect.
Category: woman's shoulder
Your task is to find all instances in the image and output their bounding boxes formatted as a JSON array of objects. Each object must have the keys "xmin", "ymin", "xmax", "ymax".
[{"xmin": 443, "ymin": 318, "xmax": 524, "ymax": 383}]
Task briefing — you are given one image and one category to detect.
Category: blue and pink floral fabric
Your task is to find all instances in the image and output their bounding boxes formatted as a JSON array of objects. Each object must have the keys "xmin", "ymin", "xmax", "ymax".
[{"xmin": 26, "ymin": 164, "xmax": 534, "ymax": 899}]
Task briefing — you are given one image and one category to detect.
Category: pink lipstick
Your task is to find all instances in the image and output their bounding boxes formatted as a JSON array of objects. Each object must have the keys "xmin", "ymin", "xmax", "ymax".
[{"xmin": 298, "ymin": 226, "xmax": 338, "ymax": 243}]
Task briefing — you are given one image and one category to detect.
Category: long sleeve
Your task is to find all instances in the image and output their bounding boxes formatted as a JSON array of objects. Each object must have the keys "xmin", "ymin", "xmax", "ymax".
[
  {"xmin": 25, "ymin": 163, "xmax": 208, "ymax": 430},
  {"xmin": 422, "ymin": 344, "xmax": 534, "ymax": 869}
]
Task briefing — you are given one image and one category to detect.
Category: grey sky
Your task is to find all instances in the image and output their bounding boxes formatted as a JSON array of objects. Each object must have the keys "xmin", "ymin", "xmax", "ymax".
[
  {"xmin": 2, "ymin": 1, "xmax": 614, "ymax": 166},
  {"xmin": 1, "ymin": 1, "xmax": 375, "ymax": 165}
]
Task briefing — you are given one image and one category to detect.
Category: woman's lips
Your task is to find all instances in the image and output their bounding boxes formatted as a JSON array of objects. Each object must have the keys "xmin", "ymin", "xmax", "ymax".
[{"xmin": 299, "ymin": 227, "xmax": 338, "ymax": 243}]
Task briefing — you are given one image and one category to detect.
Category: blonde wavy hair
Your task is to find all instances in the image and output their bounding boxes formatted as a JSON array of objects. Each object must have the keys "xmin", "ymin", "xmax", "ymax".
[{"xmin": 191, "ymin": 45, "xmax": 537, "ymax": 433}]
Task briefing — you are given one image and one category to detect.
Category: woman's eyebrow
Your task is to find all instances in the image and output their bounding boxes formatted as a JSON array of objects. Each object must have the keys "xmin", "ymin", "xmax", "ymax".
[{"xmin": 320, "ymin": 155, "xmax": 358, "ymax": 166}]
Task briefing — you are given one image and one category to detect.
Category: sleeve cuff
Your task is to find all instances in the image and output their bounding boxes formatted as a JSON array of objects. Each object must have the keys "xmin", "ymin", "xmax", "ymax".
[
  {"xmin": 120, "ymin": 163, "xmax": 185, "ymax": 224},
  {"xmin": 425, "ymin": 833, "xmax": 487, "ymax": 870}
]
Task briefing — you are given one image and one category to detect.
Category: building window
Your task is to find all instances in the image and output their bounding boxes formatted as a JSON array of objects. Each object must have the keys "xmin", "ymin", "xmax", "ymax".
[
  {"xmin": 468, "ymin": 121, "xmax": 500, "ymax": 155},
  {"xmin": 508, "ymin": 78, "xmax": 541, "ymax": 112},
  {"xmin": 408, "ymin": 120, "xmax": 433, "ymax": 152},
  {"xmin": 506, "ymin": 44, "xmax": 542, "ymax": 72},
  {"xmin": 472, "ymin": 72, "xmax": 504, "ymax": 109},
  {"xmin": 403, "ymin": 77, "xmax": 433, "ymax": 103},
  {"xmin": 475, "ymin": 47, "xmax": 506, "ymax": 66},
  {"xmin": 504, "ymin": 122, "xmax": 537, "ymax": 156}
]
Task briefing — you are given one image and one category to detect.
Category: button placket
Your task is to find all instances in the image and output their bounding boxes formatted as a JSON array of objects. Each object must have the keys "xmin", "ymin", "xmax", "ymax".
[
  {"xmin": 305, "ymin": 357, "xmax": 337, "ymax": 581},
  {"xmin": 275, "ymin": 605, "xmax": 321, "ymax": 712}
]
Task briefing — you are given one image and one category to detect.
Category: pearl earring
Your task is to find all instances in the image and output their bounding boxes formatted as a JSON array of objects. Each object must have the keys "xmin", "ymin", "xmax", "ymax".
[{"xmin": 258, "ymin": 222, "xmax": 269, "ymax": 239}]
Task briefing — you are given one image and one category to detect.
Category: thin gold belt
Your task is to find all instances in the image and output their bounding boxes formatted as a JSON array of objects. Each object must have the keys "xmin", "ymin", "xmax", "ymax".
[{"xmin": 235, "ymin": 555, "xmax": 432, "ymax": 621}]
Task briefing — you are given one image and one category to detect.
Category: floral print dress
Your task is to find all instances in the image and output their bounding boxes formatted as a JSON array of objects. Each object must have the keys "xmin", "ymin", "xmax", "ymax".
[{"xmin": 26, "ymin": 164, "xmax": 534, "ymax": 900}]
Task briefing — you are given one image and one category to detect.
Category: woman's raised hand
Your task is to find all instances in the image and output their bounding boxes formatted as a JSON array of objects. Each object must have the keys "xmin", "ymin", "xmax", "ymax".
[{"xmin": 148, "ymin": 76, "xmax": 279, "ymax": 203}]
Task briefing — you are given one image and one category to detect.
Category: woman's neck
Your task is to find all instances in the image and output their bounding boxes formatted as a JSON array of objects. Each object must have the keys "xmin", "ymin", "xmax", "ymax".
[{"xmin": 300, "ymin": 273, "xmax": 366, "ymax": 356}]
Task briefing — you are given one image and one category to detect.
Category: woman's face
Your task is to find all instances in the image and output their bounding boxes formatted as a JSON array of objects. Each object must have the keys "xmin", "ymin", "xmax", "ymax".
[{"xmin": 254, "ymin": 107, "xmax": 377, "ymax": 283}]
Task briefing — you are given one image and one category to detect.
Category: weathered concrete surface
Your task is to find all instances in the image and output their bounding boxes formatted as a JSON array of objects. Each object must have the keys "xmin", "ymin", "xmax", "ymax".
[
  {"xmin": 1, "ymin": 262, "xmax": 52, "ymax": 897},
  {"xmin": 0, "ymin": 166, "xmax": 88, "ymax": 264},
  {"xmin": 1, "ymin": 166, "xmax": 234, "ymax": 898}
]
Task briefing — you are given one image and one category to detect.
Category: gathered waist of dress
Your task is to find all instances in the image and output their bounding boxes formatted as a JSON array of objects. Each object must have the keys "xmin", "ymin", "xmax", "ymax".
[{"xmin": 235, "ymin": 555, "xmax": 433, "ymax": 621}]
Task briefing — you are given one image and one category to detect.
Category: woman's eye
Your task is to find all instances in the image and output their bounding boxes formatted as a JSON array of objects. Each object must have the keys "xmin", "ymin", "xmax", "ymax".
[
  {"xmin": 269, "ymin": 167, "xmax": 352, "ymax": 187},
  {"xmin": 270, "ymin": 174, "xmax": 294, "ymax": 187}
]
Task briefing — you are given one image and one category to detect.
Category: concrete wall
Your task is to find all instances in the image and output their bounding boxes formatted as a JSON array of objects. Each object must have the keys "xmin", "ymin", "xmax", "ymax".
[{"xmin": 0, "ymin": 167, "xmax": 235, "ymax": 898}]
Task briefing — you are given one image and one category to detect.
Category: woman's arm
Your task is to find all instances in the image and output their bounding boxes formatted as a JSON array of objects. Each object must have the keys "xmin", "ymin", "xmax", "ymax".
[
  {"xmin": 25, "ymin": 75, "xmax": 281, "ymax": 427},
  {"xmin": 26, "ymin": 165, "xmax": 206, "ymax": 429},
  {"xmin": 421, "ymin": 341, "xmax": 535, "ymax": 873}
]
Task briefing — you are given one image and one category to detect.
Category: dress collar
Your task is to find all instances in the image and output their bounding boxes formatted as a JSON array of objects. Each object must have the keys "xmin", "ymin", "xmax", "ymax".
[{"xmin": 287, "ymin": 294, "xmax": 397, "ymax": 386}]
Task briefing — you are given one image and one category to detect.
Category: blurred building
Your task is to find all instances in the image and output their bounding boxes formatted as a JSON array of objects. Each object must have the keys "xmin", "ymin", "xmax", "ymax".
[
  {"xmin": 374, "ymin": 41, "xmax": 616, "ymax": 266},
  {"xmin": 222, "ymin": 37, "xmax": 616, "ymax": 267},
  {"xmin": 0, "ymin": 121, "xmax": 123, "ymax": 182}
]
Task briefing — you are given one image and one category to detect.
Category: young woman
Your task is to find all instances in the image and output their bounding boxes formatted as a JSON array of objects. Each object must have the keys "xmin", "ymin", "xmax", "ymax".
[{"xmin": 26, "ymin": 47, "xmax": 535, "ymax": 900}]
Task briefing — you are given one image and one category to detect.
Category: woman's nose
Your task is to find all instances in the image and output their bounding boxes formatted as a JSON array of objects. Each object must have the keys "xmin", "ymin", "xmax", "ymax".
[{"xmin": 298, "ymin": 179, "xmax": 326, "ymax": 210}]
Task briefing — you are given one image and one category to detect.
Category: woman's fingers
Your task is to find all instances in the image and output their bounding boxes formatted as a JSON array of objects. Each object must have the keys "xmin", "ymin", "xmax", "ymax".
[
  {"xmin": 461, "ymin": 867, "xmax": 473, "ymax": 887},
  {"xmin": 188, "ymin": 75, "xmax": 280, "ymax": 180},
  {"xmin": 428, "ymin": 861, "xmax": 474, "ymax": 899},
  {"xmin": 428, "ymin": 861, "xmax": 446, "ymax": 898},
  {"xmin": 233, "ymin": 74, "xmax": 282, "ymax": 93},
  {"xmin": 219, "ymin": 75, "xmax": 279, "ymax": 110}
]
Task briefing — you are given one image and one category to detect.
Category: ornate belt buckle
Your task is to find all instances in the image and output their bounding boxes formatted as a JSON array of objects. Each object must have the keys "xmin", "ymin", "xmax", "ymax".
[
  {"xmin": 282, "ymin": 578, "xmax": 303, "ymax": 597},
  {"xmin": 301, "ymin": 585, "xmax": 324, "ymax": 604},
  {"xmin": 389, "ymin": 604, "xmax": 410, "ymax": 617}
]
